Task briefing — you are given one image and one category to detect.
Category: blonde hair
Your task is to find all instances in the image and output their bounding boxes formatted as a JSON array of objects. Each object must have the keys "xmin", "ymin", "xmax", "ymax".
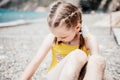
[{"xmin": 47, "ymin": 1, "xmax": 85, "ymax": 49}]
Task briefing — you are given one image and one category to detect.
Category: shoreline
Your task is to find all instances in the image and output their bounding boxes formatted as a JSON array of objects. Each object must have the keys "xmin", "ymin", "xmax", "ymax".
[{"xmin": 0, "ymin": 18, "xmax": 47, "ymax": 28}]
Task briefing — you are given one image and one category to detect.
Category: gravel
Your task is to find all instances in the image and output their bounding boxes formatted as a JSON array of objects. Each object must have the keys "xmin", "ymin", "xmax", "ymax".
[{"xmin": 0, "ymin": 13, "xmax": 120, "ymax": 80}]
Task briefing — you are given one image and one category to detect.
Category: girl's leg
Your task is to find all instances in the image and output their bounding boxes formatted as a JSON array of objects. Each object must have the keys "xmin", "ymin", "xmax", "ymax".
[
  {"xmin": 83, "ymin": 55, "xmax": 106, "ymax": 80},
  {"xmin": 59, "ymin": 49, "xmax": 87, "ymax": 80},
  {"xmin": 47, "ymin": 49, "xmax": 87, "ymax": 80},
  {"xmin": 47, "ymin": 53, "xmax": 68, "ymax": 80}
]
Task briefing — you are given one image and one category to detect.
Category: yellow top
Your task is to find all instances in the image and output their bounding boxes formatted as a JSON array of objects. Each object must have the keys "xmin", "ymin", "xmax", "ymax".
[{"xmin": 48, "ymin": 41, "xmax": 90, "ymax": 71}]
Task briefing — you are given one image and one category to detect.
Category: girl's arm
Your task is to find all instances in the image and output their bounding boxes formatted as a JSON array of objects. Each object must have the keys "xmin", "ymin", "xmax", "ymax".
[
  {"xmin": 21, "ymin": 33, "xmax": 54, "ymax": 80},
  {"xmin": 86, "ymin": 34, "xmax": 99, "ymax": 55}
]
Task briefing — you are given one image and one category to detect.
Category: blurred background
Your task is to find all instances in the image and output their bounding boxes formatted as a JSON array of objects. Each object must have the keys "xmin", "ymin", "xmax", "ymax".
[
  {"xmin": 0, "ymin": 0, "xmax": 120, "ymax": 80},
  {"xmin": 0, "ymin": 0, "xmax": 120, "ymax": 23},
  {"xmin": 0, "ymin": 0, "xmax": 120, "ymax": 12}
]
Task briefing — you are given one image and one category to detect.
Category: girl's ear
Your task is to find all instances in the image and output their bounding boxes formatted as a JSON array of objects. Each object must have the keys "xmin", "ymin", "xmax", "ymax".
[{"xmin": 75, "ymin": 23, "xmax": 81, "ymax": 32}]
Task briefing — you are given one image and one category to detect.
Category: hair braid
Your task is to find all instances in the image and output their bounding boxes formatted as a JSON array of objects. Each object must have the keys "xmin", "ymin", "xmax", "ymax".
[
  {"xmin": 63, "ymin": 10, "xmax": 80, "ymax": 28},
  {"xmin": 79, "ymin": 30, "xmax": 85, "ymax": 49},
  {"xmin": 48, "ymin": 1, "xmax": 62, "ymax": 27}
]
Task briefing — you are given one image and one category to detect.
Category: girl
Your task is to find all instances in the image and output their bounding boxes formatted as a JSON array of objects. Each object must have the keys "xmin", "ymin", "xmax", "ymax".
[{"xmin": 21, "ymin": 1, "xmax": 106, "ymax": 80}]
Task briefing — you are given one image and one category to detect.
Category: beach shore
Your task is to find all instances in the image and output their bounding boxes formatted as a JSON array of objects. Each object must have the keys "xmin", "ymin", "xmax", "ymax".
[{"xmin": 0, "ymin": 13, "xmax": 120, "ymax": 80}]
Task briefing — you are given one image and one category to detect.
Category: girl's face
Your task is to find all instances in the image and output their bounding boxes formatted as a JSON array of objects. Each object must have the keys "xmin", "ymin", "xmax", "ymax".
[{"xmin": 50, "ymin": 24, "xmax": 81, "ymax": 43}]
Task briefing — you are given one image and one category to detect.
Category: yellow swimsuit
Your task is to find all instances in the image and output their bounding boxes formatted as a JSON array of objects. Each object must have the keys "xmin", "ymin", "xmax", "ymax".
[
  {"xmin": 48, "ymin": 42, "xmax": 90, "ymax": 71},
  {"xmin": 49, "ymin": 25, "xmax": 91, "ymax": 71}
]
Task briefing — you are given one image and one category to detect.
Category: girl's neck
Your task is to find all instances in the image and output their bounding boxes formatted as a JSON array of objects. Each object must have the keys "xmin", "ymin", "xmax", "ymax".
[{"xmin": 64, "ymin": 33, "xmax": 80, "ymax": 46}]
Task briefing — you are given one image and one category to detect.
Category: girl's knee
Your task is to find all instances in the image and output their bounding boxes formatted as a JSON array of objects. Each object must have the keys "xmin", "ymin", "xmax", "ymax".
[
  {"xmin": 59, "ymin": 49, "xmax": 88, "ymax": 79},
  {"xmin": 69, "ymin": 49, "xmax": 87, "ymax": 63},
  {"xmin": 64, "ymin": 49, "xmax": 88, "ymax": 72},
  {"xmin": 88, "ymin": 55, "xmax": 106, "ymax": 69}
]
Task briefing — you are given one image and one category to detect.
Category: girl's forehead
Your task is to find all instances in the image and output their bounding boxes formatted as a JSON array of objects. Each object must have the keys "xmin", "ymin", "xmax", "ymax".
[{"xmin": 50, "ymin": 26, "xmax": 74, "ymax": 37}]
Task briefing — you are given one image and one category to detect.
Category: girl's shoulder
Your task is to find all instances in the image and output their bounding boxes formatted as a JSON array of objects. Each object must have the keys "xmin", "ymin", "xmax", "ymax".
[
  {"xmin": 45, "ymin": 33, "xmax": 55, "ymax": 45},
  {"xmin": 82, "ymin": 25, "xmax": 96, "ymax": 43},
  {"xmin": 82, "ymin": 24, "xmax": 91, "ymax": 39},
  {"xmin": 47, "ymin": 33, "xmax": 55, "ymax": 38}
]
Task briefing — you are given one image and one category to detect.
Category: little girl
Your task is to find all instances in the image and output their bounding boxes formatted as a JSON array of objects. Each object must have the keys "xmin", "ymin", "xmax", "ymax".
[{"xmin": 21, "ymin": 1, "xmax": 106, "ymax": 80}]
